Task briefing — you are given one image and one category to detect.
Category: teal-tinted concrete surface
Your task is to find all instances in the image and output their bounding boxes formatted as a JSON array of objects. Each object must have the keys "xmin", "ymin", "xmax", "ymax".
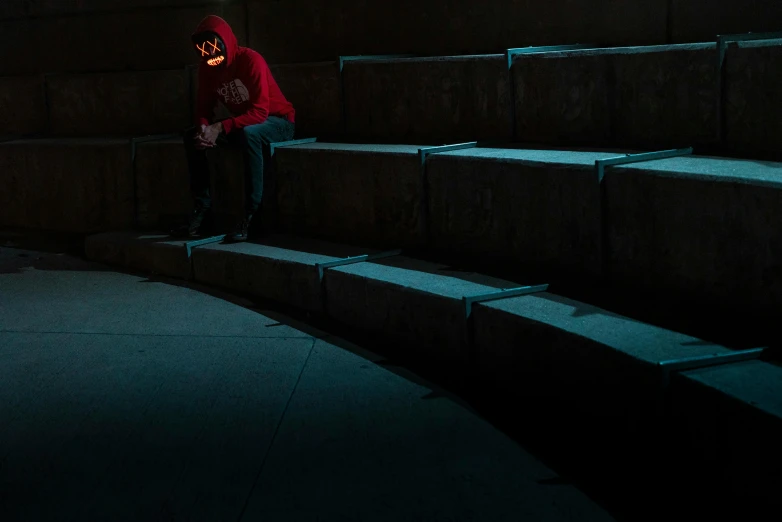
[{"xmin": 0, "ymin": 247, "xmax": 613, "ymax": 521}]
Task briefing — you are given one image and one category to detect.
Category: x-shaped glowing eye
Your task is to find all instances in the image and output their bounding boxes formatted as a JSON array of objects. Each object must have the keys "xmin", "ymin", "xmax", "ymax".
[{"xmin": 196, "ymin": 38, "xmax": 221, "ymax": 57}]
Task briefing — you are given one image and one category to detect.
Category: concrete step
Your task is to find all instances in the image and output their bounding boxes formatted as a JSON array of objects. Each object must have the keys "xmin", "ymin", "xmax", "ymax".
[
  {"xmin": 725, "ymin": 39, "xmax": 782, "ymax": 160},
  {"xmin": 339, "ymin": 41, "xmax": 781, "ymax": 158},
  {"xmin": 273, "ymin": 142, "xmax": 782, "ymax": 319},
  {"xmin": 7, "ymin": 138, "xmax": 782, "ymax": 320},
  {"xmin": 3, "ymin": 41, "xmax": 778, "ymax": 153},
  {"xmin": 514, "ymin": 39, "xmax": 782, "ymax": 160},
  {"xmin": 513, "ymin": 43, "xmax": 717, "ymax": 150},
  {"xmin": 0, "ymin": 3, "xmax": 246, "ymax": 75},
  {"xmin": 0, "ymin": 75, "xmax": 47, "ymax": 137},
  {"xmin": 0, "ymin": 139, "xmax": 134, "ymax": 233},
  {"xmin": 343, "ymin": 54, "xmax": 513, "ymax": 144},
  {"xmin": 275, "ymin": 143, "xmax": 427, "ymax": 249},
  {"xmin": 1, "ymin": 62, "xmax": 339, "ymax": 138},
  {"xmin": 83, "ymin": 230, "xmax": 782, "ymax": 506}
]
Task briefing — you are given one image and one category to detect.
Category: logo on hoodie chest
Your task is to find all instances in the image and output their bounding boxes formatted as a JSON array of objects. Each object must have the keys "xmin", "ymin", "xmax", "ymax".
[{"xmin": 217, "ymin": 79, "xmax": 249, "ymax": 105}]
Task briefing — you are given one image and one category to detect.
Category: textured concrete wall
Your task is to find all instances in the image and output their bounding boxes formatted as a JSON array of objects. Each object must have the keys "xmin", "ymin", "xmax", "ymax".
[
  {"xmin": 47, "ymin": 70, "xmax": 191, "ymax": 136},
  {"xmin": 0, "ymin": 1, "xmax": 238, "ymax": 19},
  {"xmin": 0, "ymin": 139, "xmax": 134, "ymax": 233},
  {"xmin": 343, "ymin": 56, "xmax": 512, "ymax": 144},
  {"xmin": 3, "ymin": 0, "xmax": 781, "ymax": 72},
  {"xmin": 0, "ymin": 76, "xmax": 47, "ymax": 137},
  {"xmin": 725, "ymin": 41, "xmax": 782, "ymax": 160},
  {"xmin": 670, "ymin": 0, "xmax": 782, "ymax": 43},
  {"xmin": 514, "ymin": 44, "xmax": 717, "ymax": 150},
  {"xmin": 270, "ymin": 62, "xmax": 343, "ymax": 139},
  {"xmin": 0, "ymin": 4, "xmax": 246, "ymax": 75},
  {"xmin": 249, "ymin": 0, "xmax": 668, "ymax": 64}
]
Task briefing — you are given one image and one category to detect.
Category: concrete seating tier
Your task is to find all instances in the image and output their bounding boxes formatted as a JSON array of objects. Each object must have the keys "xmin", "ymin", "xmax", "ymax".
[
  {"xmin": 2, "ymin": 0, "xmax": 781, "ymax": 69},
  {"xmin": 5, "ymin": 139, "xmax": 782, "ymax": 321},
  {"xmin": 84, "ymin": 230, "xmax": 782, "ymax": 506},
  {"xmin": 0, "ymin": 64, "xmax": 340, "ymax": 140},
  {"xmin": 2, "ymin": 41, "xmax": 779, "ymax": 159},
  {"xmin": 271, "ymin": 142, "xmax": 782, "ymax": 319}
]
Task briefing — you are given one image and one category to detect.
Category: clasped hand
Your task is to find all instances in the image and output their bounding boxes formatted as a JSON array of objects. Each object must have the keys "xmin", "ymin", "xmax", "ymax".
[{"xmin": 195, "ymin": 123, "xmax": 222, "ymax": 149}]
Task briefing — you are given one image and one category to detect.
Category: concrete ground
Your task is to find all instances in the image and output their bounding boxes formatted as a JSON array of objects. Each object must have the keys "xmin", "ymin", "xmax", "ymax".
[{"xmin": 0, "ymin": 246, "xmax": 614, "ymax": 522}]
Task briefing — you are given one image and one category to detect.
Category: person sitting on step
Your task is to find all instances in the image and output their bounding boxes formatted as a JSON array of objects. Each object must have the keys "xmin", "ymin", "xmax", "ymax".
[{"xmin": 172, "ymin": 14, "xmax": 296, "ymax": 242}]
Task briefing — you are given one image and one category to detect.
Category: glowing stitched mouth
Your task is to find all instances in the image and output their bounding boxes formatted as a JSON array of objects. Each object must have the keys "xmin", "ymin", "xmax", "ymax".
[{"xmin": 207, "ymin": 55, "xmax": 225, "ymax": 66}]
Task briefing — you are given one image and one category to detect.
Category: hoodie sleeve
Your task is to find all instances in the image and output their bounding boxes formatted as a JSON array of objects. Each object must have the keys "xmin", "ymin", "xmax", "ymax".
[
  {"xmin": 194, "ymin": 65, "xmax": 215, "ymax": 127},
  {"xmin": 220, "ymin": 54, "xmax": 270, "ymax": 134}
]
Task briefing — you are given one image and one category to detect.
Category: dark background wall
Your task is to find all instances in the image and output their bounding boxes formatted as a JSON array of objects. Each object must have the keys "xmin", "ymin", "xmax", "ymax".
[{"xmin": 2, "ymin": 0, "xmax": 781, "ymax": 72}]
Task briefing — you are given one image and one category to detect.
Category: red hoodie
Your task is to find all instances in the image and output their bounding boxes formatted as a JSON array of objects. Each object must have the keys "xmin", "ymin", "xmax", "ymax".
[{"xmin": 192, "ymin": 15, "xmax": 295, "ymax": 134}]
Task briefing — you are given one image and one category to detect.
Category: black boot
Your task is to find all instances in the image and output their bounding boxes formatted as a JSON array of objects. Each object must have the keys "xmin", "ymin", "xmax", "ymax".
[
  {"xmin": 170, "ymin": 205, "xmax": 211, "ymax": 238},
  {"xmin": 227, "ymin": 212, "xmax": 253, "ymax": 243}
]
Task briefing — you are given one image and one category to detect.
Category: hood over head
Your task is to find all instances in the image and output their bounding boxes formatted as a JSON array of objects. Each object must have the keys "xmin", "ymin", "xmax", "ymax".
[{"xmin": 192, "ymin": 15, "xmax": 239, "ymax": 67}]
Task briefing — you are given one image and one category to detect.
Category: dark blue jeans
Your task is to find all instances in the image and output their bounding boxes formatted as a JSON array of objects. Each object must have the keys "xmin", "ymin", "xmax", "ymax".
[{"xmin": 184, "ymin": 116, "xmax": 295, "ymax": 214}]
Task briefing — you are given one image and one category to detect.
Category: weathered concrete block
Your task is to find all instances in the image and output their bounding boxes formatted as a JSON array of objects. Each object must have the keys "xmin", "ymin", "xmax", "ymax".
[
  {"xmin": 0, "ymin": 4, "xmax": 246, "ymax": 75},
  {"xmin": 472, "ymin": 292, "xmax": 734, "ymax": 418},
  {"xmin": 514, "ymin": 51, "xmax": 611, "ymax": 145},
  {"xmin": 725, "ymin": 40, "xmax": 782, "ymax": 160},
  {"xmin": 191, "ymin": 237, "xmax": 370, "ymax": 313},
  {"xmin": 604, "ymin": 155, "xmax": 782, "ymax": 317},
  {"xmin": 344, "ymin": 55, "xmax": 512, "ymax": 144},
  {"xmin": 669, "ymin": 361, "xmax": 782, "ymax": 504},
  {"xmin": 0, "ymin": 76, "xmax": 46, "ymax": 137},
  {"xmin": 270, "ymin": 61, "xmax": 342, "ymax": 139},
  {"xmin": 275, "ymin": 144, "xmax": 425, "ymax": 248},
  {"xmin": 85, "ymin": 231, "xmax": 192, "ymax": 279},
  {"xmin": 0, "ymin": 139, "xmax": 133, "ymax": 233},
  {"xmin": 610, "ymin": 44, "xmax": 716, "ymax": 148},
  {"xmin": 323, "ymin": 260, "xmax": 504, "ymax": 371},
  {"xmin": 134, "ymin": 138, "xmax": 192, "ymax": 229},
  {"xmin": 426, "ymin": 148, "xmax": 604, "ymax": 279},
  {"xmin": 47, "ymin": 70, "xmax": 190, "ymax": 136},
  {"xmin": 671, "ymin": 0, "xmax": 782, "ymax": 43},
  {"xmin": 514, "ymin": 44, "xmax": 717, "ymax": 149}
]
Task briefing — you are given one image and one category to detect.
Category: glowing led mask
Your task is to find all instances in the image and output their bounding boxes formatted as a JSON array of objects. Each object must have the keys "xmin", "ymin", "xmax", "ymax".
[{"xmin": 194, "ymin": 33, "xmax": 226, "ymax": 67}]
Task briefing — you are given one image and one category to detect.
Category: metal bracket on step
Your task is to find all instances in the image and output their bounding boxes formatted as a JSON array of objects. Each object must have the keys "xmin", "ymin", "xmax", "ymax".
[
  {"xmin": 184, "ymin": 235, "xmax": 226, "ymax": 258},
  {"xmin": 315, "ymin": 249, "xmax": 403, "ymax": 283},
  {"xmin": 715, "ymin": 31, "xmax": 782, "ymax": 143},
  {"xmin": 595, "ymin": 147, "xmax": 693, "ymax": 184},
  {"xmin": 418, "ymin": 142, "xmax": 479, "ymax": 167},
  {"xmin": 269, "ymin": 137, "xmax": 318, "ymax": 157},
  {"xmin": 463, "ymin": 284, "xmax": 549, "ymax": 319},
  {"xmin": 505, "ymin": 44, "xmax": 594, "ymax": 69},
  {"xmin": 658, "ymin": 347, "xmax": 768, "ymax": 390}
]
